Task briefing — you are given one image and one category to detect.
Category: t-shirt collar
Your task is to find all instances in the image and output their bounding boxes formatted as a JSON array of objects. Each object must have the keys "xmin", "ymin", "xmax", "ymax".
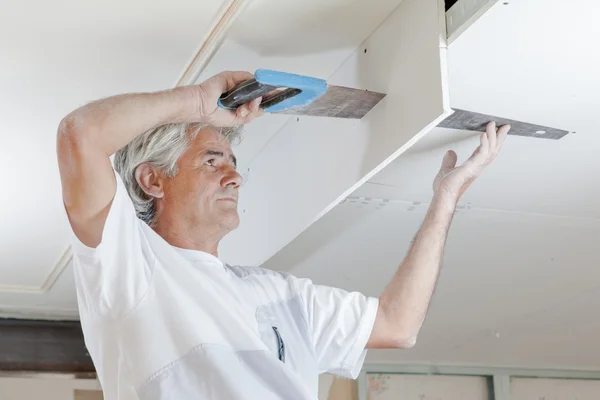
[{"xmin": 171, "ymin": 246, "xmax": 224, "ymax": 265}]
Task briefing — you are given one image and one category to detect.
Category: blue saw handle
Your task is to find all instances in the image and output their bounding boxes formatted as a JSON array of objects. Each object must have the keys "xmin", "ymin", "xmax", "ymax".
[{"xmin": 218, "ymin": 69, "xmax": 328, "ymax": 113}]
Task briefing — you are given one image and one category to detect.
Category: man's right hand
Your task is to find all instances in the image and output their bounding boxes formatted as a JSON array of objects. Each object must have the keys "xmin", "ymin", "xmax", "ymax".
[{"xmin": 193, "ymin": 70, "xmax": 264, "ymax": 127}]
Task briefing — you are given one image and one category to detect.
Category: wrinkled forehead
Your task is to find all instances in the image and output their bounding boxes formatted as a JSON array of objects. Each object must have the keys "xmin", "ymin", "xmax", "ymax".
[{"xmin": 186, "ymin": 126, "xmax": 237, "ymax": 164}]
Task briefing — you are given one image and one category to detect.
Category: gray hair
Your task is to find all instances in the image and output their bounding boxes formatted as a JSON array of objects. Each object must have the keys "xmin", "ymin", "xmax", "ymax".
[{"xmin": 113, "ymin": 122, "xmax": 243, "ymax": 226}]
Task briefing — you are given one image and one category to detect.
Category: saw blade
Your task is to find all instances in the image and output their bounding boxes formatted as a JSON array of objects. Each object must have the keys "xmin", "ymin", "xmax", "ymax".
[
  {"xmin": 272, "ymin": 85, "xmax": 386, "ymax": 119},
  {"xmin": 438, "ymin": 108, "xmax": 570, "ymax": 140}
]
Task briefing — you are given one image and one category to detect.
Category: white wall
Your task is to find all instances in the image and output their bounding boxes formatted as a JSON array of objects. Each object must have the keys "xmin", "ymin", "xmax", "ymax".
[{"xmin": 0, "ymin": 376, "xmax": 101, "ymax": 400}]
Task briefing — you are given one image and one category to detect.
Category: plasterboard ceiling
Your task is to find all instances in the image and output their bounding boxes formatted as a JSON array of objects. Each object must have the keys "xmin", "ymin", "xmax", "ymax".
[
  {"xmin": 195, "ymin": 0, "xmax": 450, "ymax": 267},
  {"xmin": 0, "ymin": 0, "xmax": 229, "ymax": 290},
  {"xmin": 266, "ymin": 0, "xmax": 600, "ymax": 368}
]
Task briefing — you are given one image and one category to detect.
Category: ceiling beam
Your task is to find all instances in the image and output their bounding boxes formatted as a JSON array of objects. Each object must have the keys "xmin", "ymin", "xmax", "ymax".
[
  {"xmin": 176, "ymin": 0, "xmax": 251, "ymax": 86},
  {"xmin": 0, "ymin": 318, "xmax": 94, "ymax": 374}
]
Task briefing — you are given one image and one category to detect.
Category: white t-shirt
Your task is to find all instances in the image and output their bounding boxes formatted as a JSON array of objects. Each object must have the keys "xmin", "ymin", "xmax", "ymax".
[{"xmin": 69, "ymin": 169, "xmax": 379, "ymax": 400}]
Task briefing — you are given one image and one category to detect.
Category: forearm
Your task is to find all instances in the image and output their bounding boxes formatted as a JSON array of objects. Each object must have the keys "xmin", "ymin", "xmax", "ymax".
[
  {"xmin": 58, "ymin": 86, "xmax": 196, "ymax": 156},
  {"xmin": 378, "ymin": 193, "xmax": 457, "ymax": 346}
]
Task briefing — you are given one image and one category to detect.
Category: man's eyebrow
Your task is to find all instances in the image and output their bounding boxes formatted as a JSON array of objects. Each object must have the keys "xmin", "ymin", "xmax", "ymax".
[{"xmin": 205, "ymin": 150, "xmax": 237, "ymax": 168}]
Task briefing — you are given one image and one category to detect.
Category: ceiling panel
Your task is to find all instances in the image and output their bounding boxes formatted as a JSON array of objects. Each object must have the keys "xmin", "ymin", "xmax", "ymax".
[{"xmin": 357, "ymin": 126, "xmax": 600, "ymax": 219}]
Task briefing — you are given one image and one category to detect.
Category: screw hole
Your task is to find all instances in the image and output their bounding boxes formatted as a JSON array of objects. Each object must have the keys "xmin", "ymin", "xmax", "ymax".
[
  {"xmin": 297, "ymin": 117, "xmax": 299, "ymax": 122},
  {"xmin": 364, "ymin": 48, "xmax": 367, "ymax": 54}
]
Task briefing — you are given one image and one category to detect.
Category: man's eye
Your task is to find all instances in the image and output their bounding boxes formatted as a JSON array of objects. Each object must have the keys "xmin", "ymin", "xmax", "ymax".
[{"xmin": 205, "ymin": 159, "xmax": 215, "ymax": 166}]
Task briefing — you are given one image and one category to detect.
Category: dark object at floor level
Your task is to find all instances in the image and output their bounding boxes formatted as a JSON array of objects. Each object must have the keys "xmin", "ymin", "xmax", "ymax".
[{"xmin": 0, "ymin": 318, "xmax": 95, "ymax": 373}]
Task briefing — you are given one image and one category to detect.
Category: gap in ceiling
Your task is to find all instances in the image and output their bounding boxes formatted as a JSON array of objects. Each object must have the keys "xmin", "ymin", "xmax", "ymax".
[{"xmin": 445, "ymin": 0, "xmax": 460, "ymax": 11}]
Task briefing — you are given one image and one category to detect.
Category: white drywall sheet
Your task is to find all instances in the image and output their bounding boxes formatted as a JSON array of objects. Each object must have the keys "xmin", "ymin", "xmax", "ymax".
[
  {"xmin": 205, "ymin": 0, "xmax": 451, "ymax": 266},
  {"xmin": 511, "ymin": 377, "xmax": 600, "ymax": 400},
  {"xmin": 366, "ymin": 374, "xmax": 489, "ymax": 400}
]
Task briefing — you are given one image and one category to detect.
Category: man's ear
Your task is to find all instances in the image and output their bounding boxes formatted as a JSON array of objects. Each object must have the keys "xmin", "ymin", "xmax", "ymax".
[{"xmin": 135, "ymin": 163, "xmax": 165, "ymax": 199}]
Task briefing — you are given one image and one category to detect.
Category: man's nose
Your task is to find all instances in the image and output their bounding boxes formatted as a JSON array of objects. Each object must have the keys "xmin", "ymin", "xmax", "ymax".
[{"xmin": 221, "ymin": 167, "xmax": 242, "ymax": 188}]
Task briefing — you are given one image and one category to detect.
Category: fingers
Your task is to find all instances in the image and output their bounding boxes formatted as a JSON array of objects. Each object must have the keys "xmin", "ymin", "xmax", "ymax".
[
  {"xmin": 496, "ymin": 123, "xmax": 511, "ymax": 148},
  {"xmin": 486, "ymin": 121, "xmax": 497, "ymax": 149},
  {"xmin": 486, "ymin": 120, "xmax": 510, "ymax": 151},
  {"xmin": 210, "ymin": 70, "xmax": 255, "ymax": 93},
  {"xmin": 464, "ymin": 121, "xmax": 509, "ymax": 166},
  {"xmin": 440, "ymin": 150, "xmax": 458, "ymax": 171},
  {"xmin": 235, "ymin": 97, "xmax": 264, "ymax": 124},
  {"xmin": 237, "ymin": 109, "xmax": 264, "ymax": 124},
  {"xmin": 236, "ymin": 97, "xmax": 261, "ymax": 117},
  {"xmin": 480, "ymin": 130, "xmax": 489, "ymax": 154},
  {"xmin": 249, "ymin": 97, "xmax": 262, "ymax": 113}
]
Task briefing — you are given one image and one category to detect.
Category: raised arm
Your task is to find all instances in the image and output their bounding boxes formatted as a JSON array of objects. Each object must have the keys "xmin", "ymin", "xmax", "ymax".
[
  {"xmin": 367, "ymin": 121, "xmax": 510, "ymax": 348},
  {"xmin": 56, "ymin": 71, "xmax": 262, "ymax": 248}
]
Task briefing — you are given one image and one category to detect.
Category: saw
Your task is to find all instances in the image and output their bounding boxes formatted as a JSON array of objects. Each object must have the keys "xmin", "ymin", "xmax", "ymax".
[{"xmin": 218, "ymin": 69, "xmax": 386, "ymax": 119}]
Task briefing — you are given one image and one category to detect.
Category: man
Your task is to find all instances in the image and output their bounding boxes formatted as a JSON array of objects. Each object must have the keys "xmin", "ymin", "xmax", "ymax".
[{"xmin": 57, "ymin": 70, "xmax": 509, "ymax": 399}]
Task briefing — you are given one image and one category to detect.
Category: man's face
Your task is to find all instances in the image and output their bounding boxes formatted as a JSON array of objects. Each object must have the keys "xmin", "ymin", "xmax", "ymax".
[{"xmin": 161, "ymin": 128, "xmax": 242, "ymax": 234}]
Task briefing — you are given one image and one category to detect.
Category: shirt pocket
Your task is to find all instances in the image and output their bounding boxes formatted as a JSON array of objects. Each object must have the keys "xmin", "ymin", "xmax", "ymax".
[{"xmin": 256, "ymin": 307, "xmax": 286, "ymax": 363}]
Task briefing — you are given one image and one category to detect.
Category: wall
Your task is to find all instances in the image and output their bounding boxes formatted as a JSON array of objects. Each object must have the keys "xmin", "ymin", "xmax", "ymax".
[
  {"xmin": 363, "ymin": 372, "xmax": 600, "ymax": 400},
  {"xmin": 0, "ymin": 376, "xmax": 101, "ymax": 400},
  {"xmin": 367, "ymin": 374, "xmax": 489, "ymax": 400}
]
